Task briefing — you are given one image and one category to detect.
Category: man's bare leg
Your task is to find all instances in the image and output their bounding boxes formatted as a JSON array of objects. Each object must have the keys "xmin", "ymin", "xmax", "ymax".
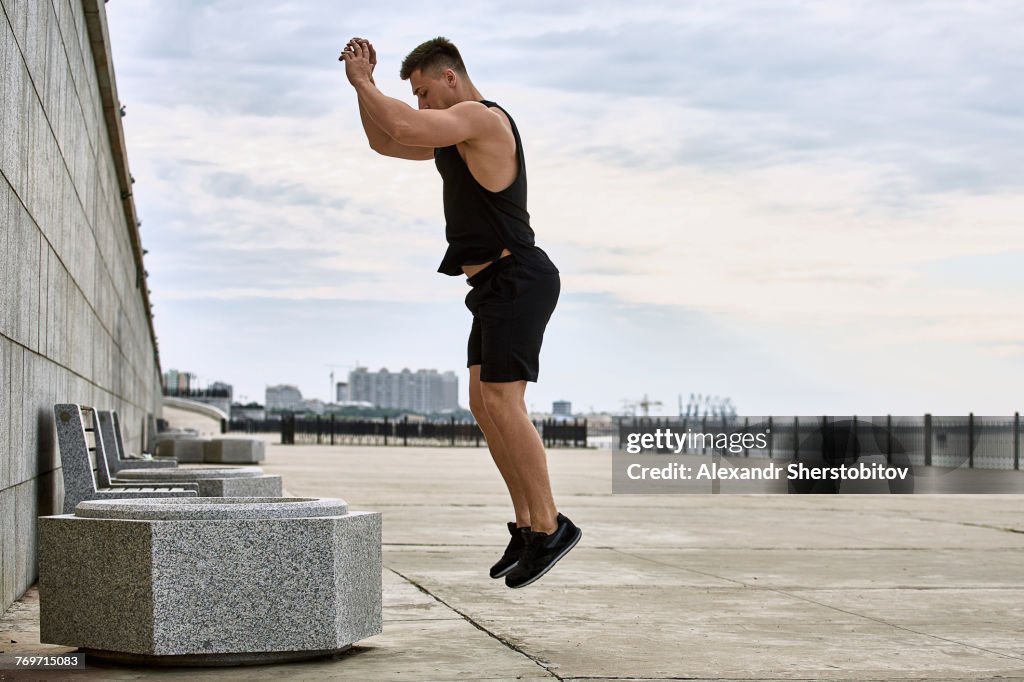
[
  {"xmin": 480, "ymin": 378, "xmax": 559, "ymax": 534},
  {"xmin": 469, "ymin": 364, "xmax": 531, "ymax": 527}
]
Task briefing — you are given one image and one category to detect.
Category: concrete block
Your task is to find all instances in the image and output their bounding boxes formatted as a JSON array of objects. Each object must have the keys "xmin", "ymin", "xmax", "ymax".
[
  {"xmin": 93, "ymin": 253, "xmax": 113, "ymax": 335},
  {"xmin": 204, "ymin": 438, "xmax": 266, "ymax": 464},
  {"xmin": 24, "ymin": 88, "xmax": 44, "ymax": 246},
  {"xmin": 115, "ymin": 468, "xmax": 283, "ymax": 498},
  {"xmin": 27, "ymin": 216, "xmax": 40, "ymax": 354},
  {"xmin": 0, "ymin": 183, "xmax": 9, "ymax": 336},
  {"xmin": 40, "ymin": 21, "xmax": 58, "ymax": 159},
  {"xmin": 24, "ymin": 215, "xmax": 40, "ymax": 354},
  {"xmin": 75, "ymin": 202, "xmax": 97, "ymax": 306},
  {"xmin": 145, "ymin": 413, "xmax": 158, "ymax": 454},
  {"xmin": 156, "ymin": 437, "xmax": 209, "ymax": 463},
  {"xmin": 1, "ymin": 485, "xmax": 15, "ymax": 609},
  {"xmin": 39, "ymin": 497, "xmax": 382, "ymax": 664},
  {"xmin": 14, "ymin": 478, "xmax": 36, "ymax": 595},
  {"xmin": 56, "ymin": 1, "xmax": 84, "ymax": 109},
  {"xmin": 1, "ymin": 28, "xmax": 26, "ymax": 201},
  {"xmin": 91, "ymin": 319, "xmax": 107, "ymax": 385},
  {"xmin": 45, "ymin": 20, "xmax": 64, "ymax": 155},
  {"xmin": 6, "ymin": 0, "xmax": 29, "ymax": 52},
  {"xmin": 31, "ymin": 353, "xmax": 59, "ymax": 476},
  {"xmin": 5, "ymin": 199, "xmax": 29, "ymax": 348},
  {"xmin": 0, "ymin": 17, "xmax": 8, "ymax": 178},
  {"xmin": 60, "ymin": 152, "xmax": 78, "ymax": 258},
  {"xmin": 14, "ymin": 348, "xmax": 37, "ymax": 485},
  {"xmin": 36, "ymin": 230, "xmax": 47, "ymax": 353},
  {"xmin": 0, "ymin": 337, "xmax": 10, "ymax": 490},
  {"xmin": 45, "ymin": 249, "xmax": 65, "ymax": 363},
  {"xmin": 4, "ymin": 196, "xmax": 18, "ymax": 346},
  {"xmin": 21, "ymin": 0, "xmax": 45, "ymax": 90},
  {"xmin": 67, "ymin": 286, "xmax": 88, "ymax": 378},
  {"xmin": 68, "ymin": 1, "xmax": 90, "ymax": 73},
  {"xmin": 7, "ymin": 344, "xmax": 24, "ymax": 488}
]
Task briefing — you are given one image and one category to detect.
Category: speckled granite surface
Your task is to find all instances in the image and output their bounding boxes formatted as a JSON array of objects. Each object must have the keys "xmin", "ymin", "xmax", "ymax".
[
  {"xmin": 113, "ymin": 467, "xmax": 284, "ymax": 497},
  {"xmin": 155, "ymin": 438, "xmax": 209, "ymax": 463},
  {"xmin": 204, "ymin": 439, "xmax": 267, "ymax": 464},
  {"xmin": 38, "ymin": 497, "xmax": 382, "ymax": 661}
]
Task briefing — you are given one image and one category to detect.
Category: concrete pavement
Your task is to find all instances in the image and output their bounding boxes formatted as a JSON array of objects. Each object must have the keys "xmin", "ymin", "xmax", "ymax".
[{"xmin": 2, "ymin": 438, "xmax": 1023, "ymax": 680}]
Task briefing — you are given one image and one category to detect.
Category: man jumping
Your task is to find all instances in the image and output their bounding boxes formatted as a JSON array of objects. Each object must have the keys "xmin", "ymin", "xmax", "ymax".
[{"xmin": 340, "ymin": 36, "xmax": 581, "ymax": 588}]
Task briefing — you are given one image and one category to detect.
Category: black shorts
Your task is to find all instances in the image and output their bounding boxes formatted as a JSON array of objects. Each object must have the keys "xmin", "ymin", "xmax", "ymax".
[{"xmin": 465, "ymin": 254, "xmax": 560, "ymax": 383}]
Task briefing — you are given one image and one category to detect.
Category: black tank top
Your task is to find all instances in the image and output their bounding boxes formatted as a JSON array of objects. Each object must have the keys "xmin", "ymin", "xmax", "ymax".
[{"xmin": 434, "ymin": 100, "xmax": 558, "ymax": 276}]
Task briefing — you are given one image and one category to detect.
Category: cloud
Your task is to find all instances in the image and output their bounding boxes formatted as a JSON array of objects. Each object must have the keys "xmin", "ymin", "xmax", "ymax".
[
  {"xmin": 104, "ymin": 1, "xmax": 1024, "ymax": 414},
  {"xmin": 205, "ymin": 171, "xmax": 347, "ymax": 209}
]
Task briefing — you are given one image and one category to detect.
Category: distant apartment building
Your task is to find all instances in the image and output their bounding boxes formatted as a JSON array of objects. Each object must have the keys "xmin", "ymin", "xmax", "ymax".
[
  {"xmin": 348, "ymin": 367, "xmax": 459, "ymax": 413},
  {"xmin": 266, "ymin": 385, "xmax": 303, "ymax": 412},
  {"xmin": 163, "ymin": 369, "xmax": 195, "ymax": 394},
  {"xmin": 302, "ymin": 398, "xmax": 326, "ymax": 415},
  {"xmin": 553, "ymin": 400, "xmax": 573, "ymax": 417},
  {"xmin": 336, "ymin": 381, "xmax": 349, "ymax": 402}
]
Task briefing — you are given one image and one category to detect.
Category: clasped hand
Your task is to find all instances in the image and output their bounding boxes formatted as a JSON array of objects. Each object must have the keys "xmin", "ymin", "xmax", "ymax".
[{"xmin": 339, "ymin": 37, "xmax": 377, "ymax": 86}]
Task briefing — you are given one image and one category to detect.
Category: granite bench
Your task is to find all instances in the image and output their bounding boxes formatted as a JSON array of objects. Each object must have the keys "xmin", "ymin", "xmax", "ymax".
[
  {"xmin": 39, "ymin": 497, "xmax": 382, "ymax": 665},
  {"xmin": 112, "ymin": 466, "xmax": 283, "ymax": 498},
  {"xmin": 54, "ymin": 404, "xmax": 198, "ymax": 514},
  {"xmin": 96, "ymin": 411, "xmax": 177, "ymax": 471},
  {"xmin": 203, "ymin": 438, "xmax": 266, "ymax": 464},
  {"xmin": 95, "ymin": 411, "xmax": 283, "ymax": 498},
  {"xmin": 156, "ymin": 435, "xmax": 266, "ymax": 465},
  {"xmin": 155, "ymin": 434, "xmax": 208, "ymax": 463}
]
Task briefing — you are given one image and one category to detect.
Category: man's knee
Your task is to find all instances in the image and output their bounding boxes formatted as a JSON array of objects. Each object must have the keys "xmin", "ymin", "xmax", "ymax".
[
  {"xmin": 480, "ymin": 380, "xmax": 526, "ymax": 417},
  {"xmin": 468, "ymin": 365, "xmax": 487, "ymax": 420},
  {"xmin": 469, "ymin": 390, "xmax": 489, "ymax": 422}
]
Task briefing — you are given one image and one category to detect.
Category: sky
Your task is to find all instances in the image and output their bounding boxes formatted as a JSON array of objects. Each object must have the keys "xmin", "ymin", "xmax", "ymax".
[{"xmin": 104, "ymin": 0, "xmax": 1024, "ymax": 416}]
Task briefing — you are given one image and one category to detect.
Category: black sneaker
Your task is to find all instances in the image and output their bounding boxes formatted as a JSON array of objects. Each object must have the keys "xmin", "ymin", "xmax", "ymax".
[
  {"xmin": 490, "ymin": 522, "xmax": 530, "ymax": 579},
  {"xmin": 505, "ymin": 513, "xmax": 582, "ymax": 589}
]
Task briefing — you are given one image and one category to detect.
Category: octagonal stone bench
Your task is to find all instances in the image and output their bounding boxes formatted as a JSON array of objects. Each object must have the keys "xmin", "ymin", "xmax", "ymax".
[{"xmin": 39, "ymin": 497, "xmax": 382, "ymax": 666}]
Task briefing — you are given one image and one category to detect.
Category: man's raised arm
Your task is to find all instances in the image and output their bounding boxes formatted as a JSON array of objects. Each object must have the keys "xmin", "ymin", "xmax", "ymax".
[
  {"xmin": 341, "ymin": 40, "xmax": 495, "ymax": 152},
  {"xmin": 342, "ymin": 38, "xmax": 433, "ymax": 161}
]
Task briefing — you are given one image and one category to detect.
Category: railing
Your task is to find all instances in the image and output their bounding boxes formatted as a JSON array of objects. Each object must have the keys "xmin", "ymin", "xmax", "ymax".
[
  {"xmin": 163, "ymin": 387, "xmax": 231, "ymax": 399},
  {"xmin": 271, "ymin": 414, "xmax": 588, "ymax": 447}
]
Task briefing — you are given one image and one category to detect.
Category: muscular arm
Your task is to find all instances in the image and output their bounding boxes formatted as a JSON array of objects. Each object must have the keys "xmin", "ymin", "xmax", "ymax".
[
  {"xmin": 343, "ymin": 40, "xmax": 497, "ymax": 151},
  {"xmin": 343, "ymin": 38, "xmax": 432, "ymax": 161},
  {"xmin": 356, "ymin": 80, "xmax": 433, "ymax": 160},
  {"xmin": 354, "ymin": 82, "xmax": 493, "ymax": 149}
]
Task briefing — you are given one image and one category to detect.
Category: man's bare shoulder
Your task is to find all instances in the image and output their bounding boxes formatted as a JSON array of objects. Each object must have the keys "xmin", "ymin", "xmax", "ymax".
[{"xmin": 450, "ymin": 101, "xmax": 512, "ymax": 145}]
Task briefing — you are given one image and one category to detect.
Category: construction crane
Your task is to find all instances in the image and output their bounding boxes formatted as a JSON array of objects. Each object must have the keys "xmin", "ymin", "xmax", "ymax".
[
  {"xmin": 621, "ymin": 394, "xmax": 663, "ymax": 417},
  {"xmin": 681, "ymin": 393, "xmax": 737, "ymax": 418}
]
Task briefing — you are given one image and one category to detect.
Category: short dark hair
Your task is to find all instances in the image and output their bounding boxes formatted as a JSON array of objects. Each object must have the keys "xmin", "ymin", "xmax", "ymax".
[{"xmin": 400, "ymin": 37, "xmax": 467, "ymax": 80}]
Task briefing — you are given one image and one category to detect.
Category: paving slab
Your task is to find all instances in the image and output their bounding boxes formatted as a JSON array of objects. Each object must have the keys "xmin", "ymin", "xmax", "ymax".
[
  {"xmin": 2, "ymin": 439, "xmax": 1024, "ymax": 680},
  {"xmin": 620, "ymin": 547, "xmax": 1024, "ymax": 589}
]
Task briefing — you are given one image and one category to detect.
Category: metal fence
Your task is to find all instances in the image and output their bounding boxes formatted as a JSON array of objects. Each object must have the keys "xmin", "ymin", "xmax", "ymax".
[
  {"xmin": 163, "ymin": 387, "xmax": 231, "ymax": 399},
  {"xmin": 617, "ymin": 414, "xmax": 1023, "ymax": 470},
  {"xmin": 267, "ymin": 414, "xmax": 588, "ymax": 448}
]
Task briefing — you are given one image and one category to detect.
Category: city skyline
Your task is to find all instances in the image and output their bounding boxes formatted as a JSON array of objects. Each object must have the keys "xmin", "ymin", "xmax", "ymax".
[{"xmin": 106, "ymin": 1, "xmax": 1024, "ymax": 416}]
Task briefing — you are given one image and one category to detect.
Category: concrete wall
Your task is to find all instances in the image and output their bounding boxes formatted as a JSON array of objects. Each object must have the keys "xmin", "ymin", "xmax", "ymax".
[
  {"xmin": 1, "ymin": 0, "xmax": 162, "ymax": 612},
  {"xmin": 162, "ymin": 400, "xmax": 227, "ymax": 438}
]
